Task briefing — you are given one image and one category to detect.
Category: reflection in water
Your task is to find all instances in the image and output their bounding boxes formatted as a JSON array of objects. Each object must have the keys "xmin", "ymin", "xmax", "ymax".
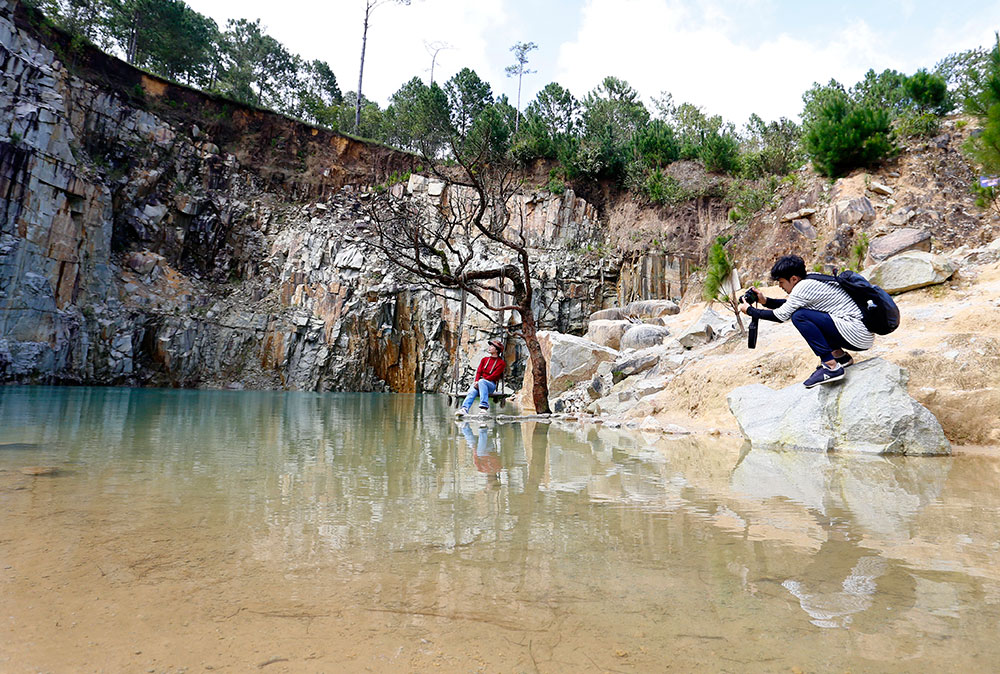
[
  {"xmin": 782, "ymin": 539, "xmax": 890, "ymax": 628},
  {"xmin": 460, "ymin": 421, "xmax": 502, "ymax": 484},
  {"xmin": 2, "ymin": 387, "xmax": 1000, "ymax": 672}
]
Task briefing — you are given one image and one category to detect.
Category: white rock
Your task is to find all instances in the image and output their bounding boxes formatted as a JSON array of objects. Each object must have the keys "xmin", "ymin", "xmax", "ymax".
[
  {"xmin": 585, "ymin": 319, "xmax": 632, "ymax": 350},
  {"xmin": 870, "ymin": 182, "xmax": 894, "ymax": 196},
  {"xmin": 828, "ymin": 197, "xmax": 876, "ymax": 227},
  {"xmin": 862, "ymin": 251, "xmax": 955, "ymax": 294},
  {"xmin": 334, "ymin": 246, "xmax": 365, "ymax": 270},
  {"xmin": 620, "ymin": 324, "xmax": 671, "ymax": 350},
  {"xmin": 624, "ymin": 299, "xmax": 680, "ymax": 318},
  {"xmin": 727, "ymin": 358, "xmax": 950, "ymax": 455},
  {"xmin": 522, "ymin": 331, "xmax": 619, "ymax": 400},
  {"xmin": 676, "ymin": 306, "xmax": 736, "ymax": 349}
]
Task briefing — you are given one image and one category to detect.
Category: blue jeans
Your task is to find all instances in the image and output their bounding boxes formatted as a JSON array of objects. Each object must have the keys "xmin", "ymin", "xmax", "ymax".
[
  {"xmin": 460, "ymin": 422, "xmax": 489, "ymax": 453},
  {"xmin": 462, "ymin": 379, "xmax": 496, "ymax": 411},
  {"xmin": 790, "ymin": 309, "xmax": 862, "ymax": 362}
]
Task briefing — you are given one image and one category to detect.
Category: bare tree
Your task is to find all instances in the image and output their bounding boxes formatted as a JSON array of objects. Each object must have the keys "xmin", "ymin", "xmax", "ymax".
[
  {"xmin": 424, "ymin": 40, "xmax": 453, "ymax": 86},
  {"xmin": 355, "ymin": 0, "xmax": 412, "ymax": 132},
  {"xmin": 505, "ymin": 41, "xmax": 537, "ymax": 134},
  {"xmin": 365, "ymin": 102, "xmax": 552, "ymax": 413}
]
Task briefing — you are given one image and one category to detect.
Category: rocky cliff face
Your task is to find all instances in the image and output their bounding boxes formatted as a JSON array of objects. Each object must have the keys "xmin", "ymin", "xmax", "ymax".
[
  {"xmin": 0, "ymin": 1, "xmax": 630, "ymax": 392},
  {"xmin": 12, "ymin": 0, "xmax": 986, "ymax": 400}
]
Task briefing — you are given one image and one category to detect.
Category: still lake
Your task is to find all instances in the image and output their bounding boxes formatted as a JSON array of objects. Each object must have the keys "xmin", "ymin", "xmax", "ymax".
[{"xmin": 2, "ymin": 386, "xmax": 999, "ymax": 672}]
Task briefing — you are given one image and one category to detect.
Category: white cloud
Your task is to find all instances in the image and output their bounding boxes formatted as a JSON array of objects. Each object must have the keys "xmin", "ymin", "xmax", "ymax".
[
  {"xmin": 186, "ymin": 0, "xmax": 999, "ymax": 120},
  {"xmin": 347, "ymin": 0, "xmax": 508, "ymax": 102},
  {"xmin": 555, "ymin": 0, "xmax": 908, "ymax": 125},
  {"xmin": 929, "ymin": 11, "xmax": 1000, "ymax": 60},
  {"xmin": 189, "ymin": 0, "xmax": 507, "ymax": 104}
]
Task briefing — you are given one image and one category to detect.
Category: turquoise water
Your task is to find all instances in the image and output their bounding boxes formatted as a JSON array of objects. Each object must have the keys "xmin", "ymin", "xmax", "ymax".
[{"xmin": 2, "ymin": 386, "xmax": 999, "ymax": 672}]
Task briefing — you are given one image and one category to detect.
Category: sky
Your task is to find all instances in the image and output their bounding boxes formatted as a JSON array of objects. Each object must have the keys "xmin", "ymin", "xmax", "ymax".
[{"xmin": 184, "ymin": 0, "xmax": 1000, "ymax": 126}]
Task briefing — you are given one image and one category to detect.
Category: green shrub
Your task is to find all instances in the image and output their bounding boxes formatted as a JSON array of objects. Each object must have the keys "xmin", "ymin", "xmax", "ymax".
[
  {"xmin": 849, "ymin": 233, "xmax": 870, "ymax": 271},
  {"xmin": 904, "ymin": 69, "xmax": 951, "ymax": 114},
  {"xmin": 643, "ymin": 169, "xmax": 690, "ymax": 204},
  {"xmin": 739, "ymin": 114, "xmax": 803, "ymax": 178},
  {"xmin": 963, "ymin": 35, "xmax": 1000, "ymax": 218},
  {"xmin": 546, "ymin": 177, "xmax": 566, "ymax": 195},
  {"xmin": 726, "ymin": 178, "xmax": 778, "ymax": 225},
  {"xmin": 699, "ymin": 129, "xmax": 740, "ymax": 173},
  {"xmin": 803, "ymin": 91, "xmax": 894, "ymax": 177},
  {"xmin": 374, "ymin": 171, "xmax": 412, "ymax": 193},
  {"xmin": 895, "ymin": 111, "xmax": 940, "ymax": 138},
  {"xmin": 643, "ymin": 168, "xmax": 668, "ymax": 203},
  {"xmin": 972, "ymin": 184, "xmax": 1000, "ymax": 218},
  {"xmin": 633, "ymin": 119, "xmax": 679, "ymax": 168}
]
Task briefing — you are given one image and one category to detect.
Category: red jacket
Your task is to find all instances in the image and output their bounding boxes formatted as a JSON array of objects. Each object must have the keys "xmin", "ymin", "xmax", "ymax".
[{"xmin": 475, "ymin": 356, "xmax": 506, "ymax": 383}]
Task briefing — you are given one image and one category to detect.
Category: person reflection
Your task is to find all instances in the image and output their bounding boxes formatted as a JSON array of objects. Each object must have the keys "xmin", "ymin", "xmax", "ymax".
[
  {"xmin": 782, "ymin": 528, "xmax": 888, "ymax": 628},
  {"xmin": 461, "ymin": 421, "xmax": 501, "ymax": 486}
]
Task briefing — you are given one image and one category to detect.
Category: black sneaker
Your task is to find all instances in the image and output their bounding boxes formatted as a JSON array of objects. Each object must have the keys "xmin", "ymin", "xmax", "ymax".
[
  {"xmin": 835, "ymin": 353, "xmax": 855, "ymax": 368},
  {"xmin": 803, "ymin": 364, "xmax": 845, "ymax": 388},
  {"xmin": 478, "ymin": 404, "xmax": 489, "ymax": 412}
]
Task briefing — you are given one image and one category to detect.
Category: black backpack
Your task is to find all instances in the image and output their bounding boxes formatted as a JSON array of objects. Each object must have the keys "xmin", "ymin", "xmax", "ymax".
[{"xmin": 806, "ymin": 271, "xmax": 900, "ymax": 335}]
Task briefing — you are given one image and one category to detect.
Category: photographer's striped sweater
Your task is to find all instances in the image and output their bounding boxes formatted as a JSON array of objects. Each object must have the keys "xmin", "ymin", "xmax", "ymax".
[{"xmin": 749, "ymin": 279, "xmax": 874, "ymax": 350}]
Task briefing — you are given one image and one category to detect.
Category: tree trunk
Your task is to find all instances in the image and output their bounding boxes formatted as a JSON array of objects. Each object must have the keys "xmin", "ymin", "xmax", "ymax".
[
  {"xmin": 355, "ymin": 6, "xmax": 370, "ymax": 132},
  {"xmin": 515, "ymin": 71, "xmax": 522, "ymax": 135},
  {"xmin": 126, "ymin": 9, "xmax": 139, "ymax": 64},
  {"xmin": 519, "ymin": 307, "xmax": 550, "ymax": 414},
  {"xmin": 730, "ymin": 297, "xmax": 745, "ymax": 333}
]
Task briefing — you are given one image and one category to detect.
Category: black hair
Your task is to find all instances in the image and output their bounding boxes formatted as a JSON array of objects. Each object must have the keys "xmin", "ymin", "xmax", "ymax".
[{"xmin": 770, "ymin": 255, "xmax": 807, "ymax": 281}]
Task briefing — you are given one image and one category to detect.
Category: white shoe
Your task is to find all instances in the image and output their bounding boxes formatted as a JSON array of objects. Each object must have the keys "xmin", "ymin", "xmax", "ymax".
[{"xmin": 455, "ymin": 407, "xmax": 466, "ymax": 417}]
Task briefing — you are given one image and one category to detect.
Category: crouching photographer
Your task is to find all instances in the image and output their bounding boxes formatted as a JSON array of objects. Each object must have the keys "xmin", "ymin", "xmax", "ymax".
[{"xmin": 738, "ymin": 255, "xmax": 873, "ymax": 389}]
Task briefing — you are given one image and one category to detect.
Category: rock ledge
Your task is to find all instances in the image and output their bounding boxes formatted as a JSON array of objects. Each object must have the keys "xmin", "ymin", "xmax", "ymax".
[{"xmin": 727, "ymin": 358, "xmax": 950, "ymax": 455}]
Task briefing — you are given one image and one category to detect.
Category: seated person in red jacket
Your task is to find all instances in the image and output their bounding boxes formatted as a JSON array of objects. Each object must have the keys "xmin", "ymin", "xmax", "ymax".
[{"xmin": 455, "ymin": 339, "xmax": 506, "ymax": 416}]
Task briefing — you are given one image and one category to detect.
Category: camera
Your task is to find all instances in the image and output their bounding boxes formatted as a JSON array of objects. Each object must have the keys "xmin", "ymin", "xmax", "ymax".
[{"xmin": 743, "ymin": 289, "xmax": 759, "ymax": 349}]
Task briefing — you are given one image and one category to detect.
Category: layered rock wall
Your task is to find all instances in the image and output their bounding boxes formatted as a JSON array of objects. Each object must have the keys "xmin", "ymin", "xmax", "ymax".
[{"xmin": 0, "ymin": 1, "xmax": 616, "ymax": 391}]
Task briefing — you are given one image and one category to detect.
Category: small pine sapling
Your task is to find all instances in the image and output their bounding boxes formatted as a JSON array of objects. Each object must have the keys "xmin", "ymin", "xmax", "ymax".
[{"xmin": 703, "ymin": 237, "xmax": 745, "ymax": 333}]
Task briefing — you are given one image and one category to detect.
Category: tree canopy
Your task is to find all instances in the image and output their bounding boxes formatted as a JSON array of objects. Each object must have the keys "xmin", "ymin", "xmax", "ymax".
[{"xmin": 29, "ymin": 0, "xmax": 1000, "ymax": 195}]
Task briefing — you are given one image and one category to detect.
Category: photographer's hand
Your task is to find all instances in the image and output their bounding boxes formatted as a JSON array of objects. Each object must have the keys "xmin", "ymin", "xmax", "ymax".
[
  {"xmin": 738, "ymin": 301, "xmax": 751, "ymax": 315},
  {"xmin": 752, "ymin": 287, "xmax": 767, "ymax": 305}
]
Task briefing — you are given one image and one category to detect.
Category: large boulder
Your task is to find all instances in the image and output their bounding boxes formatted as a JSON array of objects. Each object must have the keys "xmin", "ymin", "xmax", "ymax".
[
  {"xmin": 612, "ymin": 340, "xmax": 684, "ymax": 382},
  {"xmin": 612, "ymin": 348, "xmax": 661, "ymax": 382},
  {"xmin": 589, "ymin": 308, "xmax": 628, "ymax": 321},
  {"xmin": 585, "ymin": 319, "xmax": 632, "ymax": 350},
  {"xmin": 676, "ymin": 306, "xmax": 737, "ymax": 349},
  {"xmin": 624, "ymin": 299, "xmax": 681, "ymax": 318},
  {"xmin": 791, "ymin": 219, "xmax": 817, "ymax": 240},
  {"xmin": 828, "ymin": 197, "xmax": 875, "ymax": 227},
  {"xmin": 863, "ymin": 251, "xmax": 954, "ymax": 294},
  {"xmin": 726, "ymin": 358, "xmax": 950, "ymax": 455},
  {"xmin": 864, "ymin": 228, "xmax": 931, "ymax": 268},
  {"xmin": 620, "ymin": 324, "xmax": 672, "ymax": 351},
  {"xmin": 519, "ymin": 331, "xmax": 619, "ymax": 405}
]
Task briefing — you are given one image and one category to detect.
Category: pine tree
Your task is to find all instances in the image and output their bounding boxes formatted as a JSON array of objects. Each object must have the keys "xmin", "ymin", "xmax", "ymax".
[
  {"xmin": 702, "ymin": 237, "xmax": 744, "ymax": 333},
  {"xmin": 966, "ymin": 34, "xmax": 1000, "ymax": 218},
  {"xmin": 802, "ymin": 87, "xmax": 893, "ymax": 178}
]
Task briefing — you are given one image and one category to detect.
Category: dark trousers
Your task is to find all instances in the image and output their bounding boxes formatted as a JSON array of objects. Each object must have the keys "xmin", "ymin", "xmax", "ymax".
[{"xmin": 790, "ymin": 309, "xmax": 862, "ymax": 362}]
